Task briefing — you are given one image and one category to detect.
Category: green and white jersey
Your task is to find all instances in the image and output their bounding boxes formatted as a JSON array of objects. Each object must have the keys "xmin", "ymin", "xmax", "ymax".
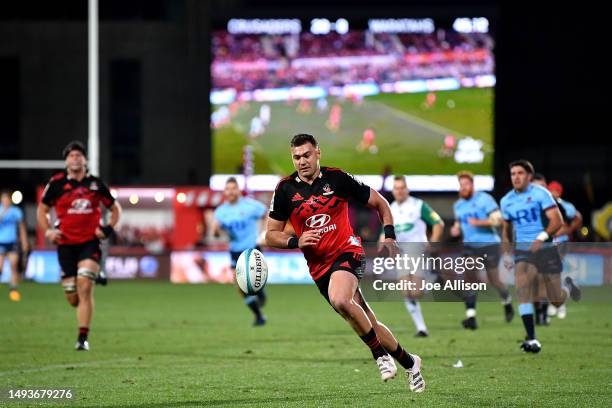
[{"xmin": 390, "ymin": 196, "xmax": 442, "ymax": 243}]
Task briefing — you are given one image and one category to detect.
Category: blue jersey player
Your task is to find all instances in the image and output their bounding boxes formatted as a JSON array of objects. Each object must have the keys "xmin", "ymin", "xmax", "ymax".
[
  {"xmin": 451, "ymin": 171, "xmax": 514, "ymax": 329},
  {"xmin": 548, "ymin": 181, "xmax": 583, "ymax": 244},
  {"xmin": 547, "ymin": 181, "xmax": 582, "ymax": 320},
  {"xmin": 0, "ymin": 190, "xmax": 29, "ymax": 301},
  {"xmin": 212, "ymin": 177, "xmax": 268, "ymax": 326},
  {"xmin": 500, "ymin": 160, "xmax": 581, "ymax": 353}
]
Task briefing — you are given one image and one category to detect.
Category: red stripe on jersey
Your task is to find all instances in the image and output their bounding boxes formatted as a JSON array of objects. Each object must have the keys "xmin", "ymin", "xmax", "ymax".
[{"xmin": 50, "ymin": 171, "xmax": 66, "ymax": 181}]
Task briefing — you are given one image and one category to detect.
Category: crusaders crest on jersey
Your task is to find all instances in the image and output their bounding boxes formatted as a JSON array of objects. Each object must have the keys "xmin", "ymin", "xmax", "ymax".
[{"xmin": 322, "ymin": 183, "xmax": 334, "ymax": 196}]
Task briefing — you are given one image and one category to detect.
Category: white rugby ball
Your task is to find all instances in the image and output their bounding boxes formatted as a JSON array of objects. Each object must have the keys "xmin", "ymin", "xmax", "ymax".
[{"xmin": 235, "ymin": 248, "xmax": 268, "ymax": 295}]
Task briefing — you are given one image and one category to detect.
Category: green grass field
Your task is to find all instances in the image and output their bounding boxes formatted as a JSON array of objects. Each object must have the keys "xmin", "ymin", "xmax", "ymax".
[
  {"xmin": 2, "ymin": 282, "xmax": 611, "ymax": 407},
  {"xmin": 212, "ymin": 88, "xmax": 493, "ymax": 176}
]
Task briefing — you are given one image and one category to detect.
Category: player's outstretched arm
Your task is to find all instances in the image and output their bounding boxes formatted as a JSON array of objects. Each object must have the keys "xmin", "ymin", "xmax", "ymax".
[
  {"xmin": 529, "ymin": 207, "xmax": 563, "ymax": 252},
  {"xmin": 568, "ymin": 211, "xmax": 583, "ymax": 235},
  {"xmin": 469, "ymin": 210, "xmax": 503, "ymax": 227},
  {"xmin": 366, "ymin": 188, "xmax": 400, "ymax": 257},
  {"xmin": 210, "ymin": 218, "xmax": 223, "ymax": 238},
  {"xmin": 265, "ymin": 217, "xmax": 320, "ymax": 249},
  {"xmin": 450, "ymin": 220, "xmax": 461, "ymax": 237},
  {"xmin": 19, "ymin": 220, "xmax": 29, "ymax": 252},
  {"xmin": 366, "ymin": 188, "xmax": 393, "ymax": 227},
  {"xmin": 501, "ymin": 219, "xmax": 512, "ymax": 244},
  {"xmin": 543, "ymin": 207, "xmax": 563, "ymax": 238},
  {"xmin": 421, "ymin": 201, "xmax": 444, "ymax": 242},
  {"xmin": 95, "ymin": 201, "xmax": 122, "ymax": 240},
  {"xmin": 501, "ymin": 219, "xmax": 514, "ymax": 269},
  {"xmin": 430, "ymin": 222, "xmax": 444, "ymax": 243},
  {"xmin": 108, "ymin": 201, "xmax": 122, "ymax": 228},
  {"xmin": 37, "ymin": 202, "xmax": 62, "ymax": 243},
  {"xmin": 265, "ymin": 217, "xmax": 291, "ymax": 248}
]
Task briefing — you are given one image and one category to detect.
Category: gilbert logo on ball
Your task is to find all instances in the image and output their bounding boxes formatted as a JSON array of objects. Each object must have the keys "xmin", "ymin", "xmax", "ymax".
[{"xmin": 235, "ymin": 248, "xmax": 268, "ymax": 295}]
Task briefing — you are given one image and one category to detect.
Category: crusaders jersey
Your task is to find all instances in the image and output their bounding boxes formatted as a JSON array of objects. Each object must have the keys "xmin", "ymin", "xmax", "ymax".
[
  {"xmin": 269, "ymin": 167, "xmax": 370, "ymax": 281},
  {"xmin": 41, "ymin": 171, "xmax": 115, "ymax": 245}
]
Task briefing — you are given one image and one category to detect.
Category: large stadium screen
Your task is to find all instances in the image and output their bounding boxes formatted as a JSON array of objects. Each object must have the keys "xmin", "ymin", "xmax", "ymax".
[{"xmin": 210, "ymin": 17, "xmax": 494, "ymax": 191}]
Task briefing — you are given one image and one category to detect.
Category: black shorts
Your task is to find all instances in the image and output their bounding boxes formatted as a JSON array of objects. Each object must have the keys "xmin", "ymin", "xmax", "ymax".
[
  {"xmin": 0, "ymin": 242, "xmax": 18, "ymax": 255},
  {"xmin": 463, "ymin": 244, "xmax": 501, "ymax": 270},
  {"xmin": 515, "ymin": 246, "xmax": 563, "ymax": 275},
  {"xmin": 57, "ymin": 239, "xmax": 102, "ymax": 279},
  {"xmin": 314, "ymin": 252, "xmax": 366, "ymax": 303},
  {"xmin": 230, "ymin": 246, "xmax": 262, "ymax": 269}
]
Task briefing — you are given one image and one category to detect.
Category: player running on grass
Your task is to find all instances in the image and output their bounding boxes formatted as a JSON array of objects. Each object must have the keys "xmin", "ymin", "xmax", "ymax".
[
  {"xmin": 211, "ymin": 177, "xmax": 268, "ymax": 326},
  {"xmin": 0, "ymin": 190, "xmax": 29, "ymax": 301},
  {"xmin": 500, "ymin": 160, "xmax": 580, "ymax": 353},
  {"xmin": 37, "ymin": 141, "xmax": 122, "ymax": 351},
  {"xmin": 450, "ymin": 171, "xmax": 514, "ymax": 329},
  {"xmin": 388, "ymin": 175, "xmax": 444, "ymax": 338},
  {"xmin": 265, "ymin": 133, "xmax": 424, "ymax": 392}
]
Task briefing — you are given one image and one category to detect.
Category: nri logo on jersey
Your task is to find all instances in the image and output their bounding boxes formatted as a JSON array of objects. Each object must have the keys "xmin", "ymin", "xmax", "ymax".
[
  {"xmin": 305, "ymin": 213, "xmax": 336, "ymax": 234},
  {"xmin": 507, "ymin": 207, "xmax": 540, "ymax": 225}
]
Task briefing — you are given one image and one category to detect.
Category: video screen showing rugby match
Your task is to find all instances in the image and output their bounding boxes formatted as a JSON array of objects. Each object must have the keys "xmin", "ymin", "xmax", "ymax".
[{"xmin": 211, "ymin": 17, "xmax": 494, "ymax": 183}]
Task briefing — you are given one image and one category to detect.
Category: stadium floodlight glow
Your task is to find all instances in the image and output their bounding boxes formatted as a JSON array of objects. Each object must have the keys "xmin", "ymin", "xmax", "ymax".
[
  {"xmin": 335, "ymin": 19, "xmax": 349, "ymax": 34},
  {"xmin": 129, "ymin": 194, "xmax": 139, "ymax": 205},
  {"xmin": 310, "ymin": 18, "xmax": 352, "ymax": 35},
  {"xmin": 154, "ymin": 192, "xmax": 165, "ymax": 203},
  {"xmin": 453, "ymin": 17, "xmax": 489, "ymax": 33},
  {"xmin": 311, "ymin": 19, "xmax": 331, "ymax": 35},
  {"xmin": 11, "ymin": 191, "xmax": 23, "ymax": 205},
  {"xmin": 176, "ymin": 192, "xmax": 187, "ymax": 204}
]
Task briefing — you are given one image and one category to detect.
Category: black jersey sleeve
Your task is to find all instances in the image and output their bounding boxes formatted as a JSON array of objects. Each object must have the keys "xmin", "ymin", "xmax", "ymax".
[
  {"xmin": 269, "ymin": 179, "xmax": 291, "ymax": 221},
  {"xmin": 335, "ymin": 170, "xmax": 371, "ymax": 205},
  {"xmin": 41, "ymin": 176, "xmax": 64, "ymax": 206},
  {"xmin": 96, "ymin": 178, "xmax": 116, "ymax": 208}
]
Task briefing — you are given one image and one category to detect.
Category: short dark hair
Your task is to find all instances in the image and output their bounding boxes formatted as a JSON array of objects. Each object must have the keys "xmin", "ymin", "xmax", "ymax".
[
  {"xmin": 290, "ymin": 133, "xmax": 318, "ymax": 148},
  {"xmin": 533, "ymin": 172, "xmax": 546, "ymax": 182},
  {"xmin": 225, "ymin": 177, "xmax": 239, "ymax": 187},
  {"xmin": 62, "ymin": 141, "xmax": 87, "ymax": 159},
  {"xmin": 509, "ymin": 159, "xmax": 534, "ymax": 175},
  {"xmin": 393, "ymin": 175, "xmax": 406, "ymax": 183},
  {"xmin": 0, "ymin": 189, "xmax": 11, "ymax": 197}
]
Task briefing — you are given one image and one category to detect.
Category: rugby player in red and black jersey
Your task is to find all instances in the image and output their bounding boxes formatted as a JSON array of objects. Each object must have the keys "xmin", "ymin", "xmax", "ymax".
[
  {"xmin": 37, "ymin": 141, "xmax": 122, "ymax": 351},
  {"xmin": 265, "ymin": 134, "xmax": 425, "ymax": 393}
]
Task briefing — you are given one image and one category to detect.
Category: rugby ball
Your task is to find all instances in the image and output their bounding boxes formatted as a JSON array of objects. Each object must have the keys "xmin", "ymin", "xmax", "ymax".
[{"xmin": 235, "ymin": 248, "xmax": 268, "ymax": 295}]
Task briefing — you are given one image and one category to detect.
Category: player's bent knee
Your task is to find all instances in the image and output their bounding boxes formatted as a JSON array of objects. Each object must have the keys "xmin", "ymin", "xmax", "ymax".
[
  {"xmin": 62, "ymin": 280, "xmax": 77, "ymax": 293},
  {"xmin": 329, "ymin": 296, "xmax": 352, "ymax": 315},
  {"xmin": 62, "ymin": 281, "xmax": 79, "ymax": 307},
  {"xmin": 77, "ymin": 268, "xmax": 98, "ymax": 281}
]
